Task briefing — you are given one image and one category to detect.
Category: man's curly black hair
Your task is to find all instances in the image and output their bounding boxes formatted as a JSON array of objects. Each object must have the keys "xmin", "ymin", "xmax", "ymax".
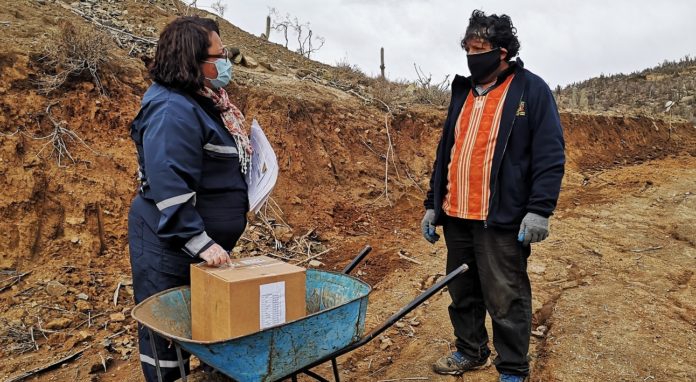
[{"xmin": 461, "ymin": 10, "xmax": 520, "ymax": 61}]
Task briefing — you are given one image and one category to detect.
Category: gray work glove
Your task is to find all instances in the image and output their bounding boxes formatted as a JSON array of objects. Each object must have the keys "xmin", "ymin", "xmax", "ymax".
[
  {"xmin": 421, "ymin": 209, "xmax": 440, "ymax": 243},
  {"xmin": 517, "ymin": 212, "xmax": 549, "ymax": 246}
]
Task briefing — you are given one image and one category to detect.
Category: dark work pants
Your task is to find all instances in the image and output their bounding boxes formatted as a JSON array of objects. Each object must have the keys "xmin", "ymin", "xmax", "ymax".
[
  {"xmin": 129, "ymin": 209, "xmax": 193, "ymax": 382},
  {"xmin": 443, "ymin": 217, "xmax": 532, "ymax": 376}
]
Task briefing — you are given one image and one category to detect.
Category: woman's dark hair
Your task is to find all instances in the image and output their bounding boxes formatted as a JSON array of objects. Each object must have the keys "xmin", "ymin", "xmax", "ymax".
[
  {"xmin": 461, "ymin": 10, "xmax": 520, "ymax": 61},
  {"xmin": 149, "ymin": 16, "xmax": 220, "ymax": 92}
]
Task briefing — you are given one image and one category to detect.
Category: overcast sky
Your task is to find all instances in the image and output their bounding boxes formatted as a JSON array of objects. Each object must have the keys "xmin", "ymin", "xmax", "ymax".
[{"xmin": 197, "ymin": 0, "xmax": 696, "ymax": 88}]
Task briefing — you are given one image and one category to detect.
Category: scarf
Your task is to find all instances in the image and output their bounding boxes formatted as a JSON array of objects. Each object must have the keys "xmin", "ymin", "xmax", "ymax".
[{"xmin": 198, "ymin": 86, "xmax": 252, "ymax": 174}]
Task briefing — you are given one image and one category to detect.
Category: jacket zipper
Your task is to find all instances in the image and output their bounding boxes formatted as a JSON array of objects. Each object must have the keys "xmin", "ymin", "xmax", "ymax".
[{"xmin": 485, "ymin": 92, "xmax": 525, "ymax": 229}]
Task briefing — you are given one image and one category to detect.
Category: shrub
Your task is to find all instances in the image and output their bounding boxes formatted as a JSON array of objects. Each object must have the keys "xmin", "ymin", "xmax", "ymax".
[{"xmin": 37, "ymin": 22, "xmax": 114, "ymax": 95}]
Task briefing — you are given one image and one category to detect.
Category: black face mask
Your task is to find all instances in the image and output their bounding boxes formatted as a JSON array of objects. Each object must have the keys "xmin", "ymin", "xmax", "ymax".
[{"xmin": 467, "ymin": 48, "xmax": 501, "ymax": 83}]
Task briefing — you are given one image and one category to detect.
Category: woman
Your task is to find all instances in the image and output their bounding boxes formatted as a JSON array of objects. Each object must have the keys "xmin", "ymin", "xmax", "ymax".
[{"xmin": 127, "ymin": 16, "xmax": 250, "ymax": 382}]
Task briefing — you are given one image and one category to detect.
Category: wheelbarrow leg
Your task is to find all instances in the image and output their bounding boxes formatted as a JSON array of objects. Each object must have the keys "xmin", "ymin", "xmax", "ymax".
[
  {"xmin": 302, "ymin": 370, "xmax": 331, "ymax": 382},
  {"xmin": 175, "ymin": 344, "xmax": 187, "ymax": 382},
  {"xmin": 331, "ymin": 358, "xmax": 340, "ymax": 382},
  {"xmin": 291, "ymin": 375, "xmax": 298, "ymax": 382},
  {"xmin": 147, "ymin": 328, "xmax": 164, "ymax": 382}
]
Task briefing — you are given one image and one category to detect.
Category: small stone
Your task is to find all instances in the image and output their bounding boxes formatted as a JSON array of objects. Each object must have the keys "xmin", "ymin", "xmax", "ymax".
[
  {"xmin": 379, "ymin": 337, "xmax": 393, "ymax": 350},
  {"xmin": 70, "ymin": 236, "xmax": 80, "ymax": 244},
  {"xmin": 88, "ymin": 354, "xmax": 112, "ymax": 373},
  {"xmin": 334, "ymin": 128, "xmax": 341, "ymax": 133},
  {"xmin": 259, "ymin": 61, "xmax": 275, "ymax": 71},
  {"xmin": 78, "ymin": 331, "xmax": 93, "ymax": 341},
  {"xmin": 46, "ymin": 281, "xmax": 68, "ymax": 297},
  {"xmin": 561, "ymin": 280, "xmax": 579, "ymax": 290},
  {"xmin": 241, "ymin": 55, "xmax": 258, "ymax": 69},
  {"xmin": 273, "ymin": 226, "xmax": 293, "ymax": 243},
  {"xmin": 408, "ymin": 318, "xmax": 421, "ymax": 327},
  {"xmin": 109, "ymin": 313, "xmax": 126, "ymax": 322},
  {"xmin": 536, "ymin": 325, "xmax": 548, "ymax": 333},
  {"xmin": 65, "ymin": 217, "xmax": 85, "ymax": 225},
  {"xmin": 528, "ymin": 263, "xmax": 547, "ymax": 275},
  {"xmin": 531, "ymin": 330, "xmax": 545, "ymax": 338},
  {"xmin": 308, "ymin": 260, "xmax": 323, "ymax": 267},
  {"xmin": 45, "ymin": 318, "xmax": 72, "ymax": 330},
  {"xmin": 77, "ymin": 293, "xmax": 89, "ymax": 300},
  {"xmin": 395, "ymin": 321, "xmax": 405, "ymax": 328},
  {"xmin": 76, "ymin": 300, "xmax": 92, "ymax": 312}
]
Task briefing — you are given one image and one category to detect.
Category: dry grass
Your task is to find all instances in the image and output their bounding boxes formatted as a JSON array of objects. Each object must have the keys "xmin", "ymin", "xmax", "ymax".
[
  {"xmin": 36, "ymin": 22, "xmax": 114, "ymax": 95},
  {"xmin": 0, "ymin": 319, "xmax": 37, "ymax": 355}
]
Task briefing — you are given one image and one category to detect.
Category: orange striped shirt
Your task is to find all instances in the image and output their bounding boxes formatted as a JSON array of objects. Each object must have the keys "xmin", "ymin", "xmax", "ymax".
[{"xmin": 442, "ymin": 75, "xmax": 514, "ymax": 220}]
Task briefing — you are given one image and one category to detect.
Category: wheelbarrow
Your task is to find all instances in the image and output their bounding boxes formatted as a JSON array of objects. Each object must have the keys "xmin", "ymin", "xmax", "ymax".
[{"xmin": 131, "ymin": 246, "xmax": 468, "ymax": 382}]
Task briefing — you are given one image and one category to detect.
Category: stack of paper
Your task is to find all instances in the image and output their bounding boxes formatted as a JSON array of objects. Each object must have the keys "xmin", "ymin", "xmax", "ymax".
[{"xmin": 246, "ymin": 119, "xmax": 278, "ymax": 214}]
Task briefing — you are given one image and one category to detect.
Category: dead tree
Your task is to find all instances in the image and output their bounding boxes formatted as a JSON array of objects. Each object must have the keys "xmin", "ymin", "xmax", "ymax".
[
  {"xmin": 268, "ymin": 8, "xmax": 325, "ymax": 58},
  {"xmin": 210, "ymin": 0, "xmax": 226, "ymax": 17}
]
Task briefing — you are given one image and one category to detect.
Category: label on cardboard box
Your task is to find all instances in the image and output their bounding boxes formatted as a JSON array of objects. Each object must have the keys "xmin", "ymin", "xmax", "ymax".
[{"xmin": 260, "ymin": 281, "xmax": 286, "ymax": 329}]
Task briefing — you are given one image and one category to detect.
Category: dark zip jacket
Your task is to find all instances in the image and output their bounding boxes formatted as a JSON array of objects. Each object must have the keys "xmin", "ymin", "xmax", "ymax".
[
  {"xmin": 424, "ymin": 59, "xmax": 565, "ymax": 229},
  {"xmin": 130, "ymin": 82, "xmax": 248, "ymax": 257}
]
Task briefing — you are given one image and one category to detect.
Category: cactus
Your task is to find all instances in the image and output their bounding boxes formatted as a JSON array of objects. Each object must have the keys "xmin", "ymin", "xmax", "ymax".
[{"xmin": 380, "ymin": 47, "xmax": 385, "ymax": 79}]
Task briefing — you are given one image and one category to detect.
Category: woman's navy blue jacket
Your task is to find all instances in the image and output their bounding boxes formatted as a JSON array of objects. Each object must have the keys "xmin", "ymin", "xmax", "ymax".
[
  {"xmin": 424, "ymin": 59, "xmax": 565, "ymax": 229},
  {"xmin": 130, "ymin": 82, "xmax": 248, "ymax": 257}
]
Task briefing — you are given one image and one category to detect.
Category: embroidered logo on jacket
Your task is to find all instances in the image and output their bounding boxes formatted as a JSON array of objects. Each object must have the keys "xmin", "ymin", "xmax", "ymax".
[{"xmin": 516, "ymin": 101, "xmax": 526, "ymax": 116}]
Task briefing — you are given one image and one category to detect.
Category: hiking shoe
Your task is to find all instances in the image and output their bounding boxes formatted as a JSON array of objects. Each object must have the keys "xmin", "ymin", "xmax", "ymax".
[
  {"xmin": 499, "ymin": 373, "xmax": 526, "ymax": 382},
  {"xmin": 432, "ymin": 351, "xmax": 490, "ymax": 375}
]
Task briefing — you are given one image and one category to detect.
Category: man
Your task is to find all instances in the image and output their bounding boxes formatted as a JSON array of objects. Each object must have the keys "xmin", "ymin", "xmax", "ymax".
[{"xmin": 421, "ymin": 10, "xmax": 565, "ymax": 382}]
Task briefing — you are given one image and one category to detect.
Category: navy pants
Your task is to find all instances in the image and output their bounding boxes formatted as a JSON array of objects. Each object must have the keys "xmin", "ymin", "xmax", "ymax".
[
  {"xmin": 443, "ymin": 217, "xmax": 532, "ymax": 377},
  {"xmin": 128, "ymin": 196, "xmax": 245, "ymax": 382}
]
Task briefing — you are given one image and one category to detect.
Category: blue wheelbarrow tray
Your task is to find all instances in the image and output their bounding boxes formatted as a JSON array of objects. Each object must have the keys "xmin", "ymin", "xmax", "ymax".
[{"xmin": 131, "ymin": 269, "xmax": 371, "ymax": 382}]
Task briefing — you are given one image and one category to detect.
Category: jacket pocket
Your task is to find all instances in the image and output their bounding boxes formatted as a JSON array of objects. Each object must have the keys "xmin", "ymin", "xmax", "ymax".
[
  {"xmin": 160, "ymin": 248, "xmax": 201, "ymax": 278},
  {"xmin": 203, "ymin": 143, "xmax": 239, "ymax": 160},
  {"xmin": 201, "ymin": 142, "xmax": 247, "ymax": 192}
]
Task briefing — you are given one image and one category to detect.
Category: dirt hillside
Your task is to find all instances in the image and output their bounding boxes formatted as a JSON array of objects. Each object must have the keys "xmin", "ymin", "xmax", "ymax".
[{"xmin": 0, "ymin": 1, "xmax": 695, "ymax": 381}]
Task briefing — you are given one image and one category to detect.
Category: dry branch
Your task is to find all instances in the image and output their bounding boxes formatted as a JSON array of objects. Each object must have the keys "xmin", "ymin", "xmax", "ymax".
[
  {"xmin": 35, "ymin": 102, "xmax": 99, "ymax": 167},
  {"xmin": 294, "ymin": 248, "xmax": 333, "ymax": 266},
  {"xmin": 5, "ymin": 347, "xmax": 87, "ymax": 382},
  {"xmin": 58, "ymin": 1, "xmax": 156, "ymax": 46},
  {"xmin": 113, "ymin": 281, "xmax": 122, "ymax": 306},
  {"xmin": 0, "ymin": 321, "xmax": 37, "ymax": 354},
  {"xmin": 0, "ymin": 271, "xmax": 32, "ymax": 293},
  {"xmin": 398, "ymin": 251, "xmax": 422, "ymax": 265}
]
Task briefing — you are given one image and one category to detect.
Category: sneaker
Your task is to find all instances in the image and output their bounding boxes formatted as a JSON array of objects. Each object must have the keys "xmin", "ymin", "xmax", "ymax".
[
  {"xmin": 499, "ymin": 373, "xmax": 526, "ymax": 382},
  {"xmin": 432, "ymin": 351, "xmax": 490, "ymax": 375}
]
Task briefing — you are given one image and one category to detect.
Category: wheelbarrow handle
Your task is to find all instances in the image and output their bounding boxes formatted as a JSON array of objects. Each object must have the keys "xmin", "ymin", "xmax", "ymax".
[
  {"xmin": 352, "ymin": 262, "xmax": 468, "ymax": 348},
  {"xmin": 342, "ymin": 245, "xmax": 372, "ymax": 275},
  {"xmin": 287, "ymin": 262, "xmax": 470, "ymax": 380}
]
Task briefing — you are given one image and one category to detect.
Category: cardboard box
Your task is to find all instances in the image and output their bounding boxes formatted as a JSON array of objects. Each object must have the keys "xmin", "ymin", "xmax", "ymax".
[{"xmin": 191, "ymin": 255, "xmax": 306, "ymax": 341}]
